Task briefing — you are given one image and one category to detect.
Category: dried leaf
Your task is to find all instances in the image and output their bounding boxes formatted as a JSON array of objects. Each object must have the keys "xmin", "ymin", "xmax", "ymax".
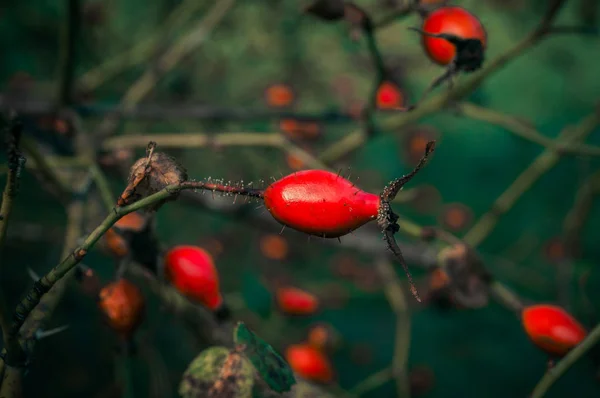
[
  {"xmin": 118, "ymin": 148, "xmax": 187, "ymax": 210},
  {"xmin": 233, "ymin": 322, "xmax": 296, "ymax": 393}
]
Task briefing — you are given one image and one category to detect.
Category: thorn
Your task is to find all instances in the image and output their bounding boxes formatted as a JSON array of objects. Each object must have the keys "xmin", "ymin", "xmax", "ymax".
[
  {"xmin": 337, "ymin": 237, "xmax": 341, "ymax": 243},
  {"xmin": 279, "ymin": 225, "xmax": 286, "ymax": 235},
  {"xmin": 27, "ymin": 267, "xmax": 40, "ymax": 281},
  {"xmin": 336, "ymin": 168, "xmax": 342, "ymax": 180},
  {"xmin": 35, "ymin": 324, "xmax": 70, "ymax": 340}
]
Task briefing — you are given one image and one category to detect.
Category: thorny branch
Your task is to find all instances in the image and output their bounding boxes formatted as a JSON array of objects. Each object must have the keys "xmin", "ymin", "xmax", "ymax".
[{"xmin": 0, "ymin": 117, "xmax": 26, "ymax": 353}]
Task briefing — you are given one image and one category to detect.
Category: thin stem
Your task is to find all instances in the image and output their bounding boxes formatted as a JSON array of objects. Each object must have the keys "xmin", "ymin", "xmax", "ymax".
[
  {"xmin": 374, "ymin": 1, "xmax": 417, "ymax": 29},
  {"xmin": 463, "ymin": 109, "xmax": 600, "ymax": 248},
  {"xmin": 0, "ymin": 99, "xmax": 356, "ymax": 123},
  {"xmin": 57, "ymin": 0, "xmax": 80, "ymax": 106},
  {"xmin": 20, "ymin": 138, "xmax": 72, "ymax": 202},
  {"xmin": 530, "ymin": 322, "xmax": 600, "ymax": 398},
  {"xmin": 349, "ymin": 367, "xmax": 393, "ymax": 396},
  {"xmin": 95, "ymin": 0, "xmax": 237, "ymax": 137},
  {"xmin": 457, "ymin": 103, "xmax": 600, "ymax": 156},
  {"xmin": 7, "ymin": 178, "xmax": 263, "ymax": 363},
  {"xmin": 375, "ymin": 257, "xmax": 411, "ymax": 398},
  {"xmin": 563, "ymin": 169, "xmax": 600, "ymax": 252},
  {"xmin": 117, "ymin": 345, "xmax": 136, "ymax": 398},
  {"xmin": 102, "ymin": 132, "xmax": 284, "ymax": 151},
  {"xmin": 78, "ymin": 0, "xmax": 204, "ymax": 91}
]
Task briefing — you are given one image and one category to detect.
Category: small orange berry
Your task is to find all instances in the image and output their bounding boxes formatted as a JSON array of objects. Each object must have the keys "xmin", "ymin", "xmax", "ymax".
[
  {"xmin": 286, "ymin": 154, "xmax": 305, "ymax": 170},
  {"xmin": 403, "ymin": 126, "xmax": 439, "ymax": 165},
  {"xmin": 429, "ymin": 268, "xmax": 450, "ymax": 291},
  {"xmin": 260, "ymin": 234, "xmax": 289, "ymax": 260},
  {"xmin": 98, "ymin": 279, "xmax": 145, "ymax": 337},
  {"xmin": 439, "ymin": 203, "xmax": 473, "ymax": 232},
  {"xmin": 543, "ymin": 238, "xmax": 566, "ymax": 262},
  {"xmin": 308, "ymin": 324, "xmax": 329, "ymax": 350},
  {"xmin": 265, "ymin": 84, "xmax": 295, "ymax": 108}
]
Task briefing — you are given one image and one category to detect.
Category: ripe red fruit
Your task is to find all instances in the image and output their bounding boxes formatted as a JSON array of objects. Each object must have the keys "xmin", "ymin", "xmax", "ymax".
[
  {"xmin": 276, "ymin": 287, "xmax": 319, "ymax": 315},
  {"xmin": 285, "ymin": 344, "xmax": 333, "ymax": 383},
  {"xmin": 420, "ymin": 6, "xmax": 487, "ymax": 66},
  {"xmin": 521, "ymin": 304, "xmax": 587, "ymax": 356},
  {"xmin": 164, "ymin": 245, "xmax": 224, "ymax": 311},
  {"xmin": 376, "ymin": 81, "xmax": 405, "ymax": 110},
  {"xmin": 192, "ymin": 140, "xmax": 436, "ymax": 302},
  {"xmin": 98, "ymin": 279, "xmax": 145, "ymax": 338},
  {"xmin": 264, "ymin": 170, "xmax": 380, "ymax": 238}
]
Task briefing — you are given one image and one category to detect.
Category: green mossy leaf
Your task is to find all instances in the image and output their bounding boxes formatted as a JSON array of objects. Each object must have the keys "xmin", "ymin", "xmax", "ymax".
[
  {"xmin": 179, "ymin": 346, "xmax": 255, "ymax": 398},
  {"xmin": 234, "ymin": 322, "xmax": 296, "ymax": 393}
]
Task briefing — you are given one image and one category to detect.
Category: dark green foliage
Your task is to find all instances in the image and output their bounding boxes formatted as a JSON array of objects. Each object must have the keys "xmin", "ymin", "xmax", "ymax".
[{"xmin": 234, "ymin": 322, "xmax": 296, "ymax": 393}]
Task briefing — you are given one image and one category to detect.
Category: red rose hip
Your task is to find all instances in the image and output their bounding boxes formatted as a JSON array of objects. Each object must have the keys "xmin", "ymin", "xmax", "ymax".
[
  {"xmin": 521, "ymin": 304, "xmax": 587, "ymax": 356},
  {"xmin": 285, "ymin": 343, "xmax": 334, "ymax": 383},
  {"xmin": 164, "ymin": 245, "xmax": 226, "ymax": 316},
  {"xmin": 421, "ymin": 6, "xmax": 487, "ymax": 66},
  {"xmin": 276, "ymin": 287, "xmax": 319, "ymax": 315},
  {"xmin": 98, "ymin": 279, "xmax": 145, "ymax": 338},
  {"xmin": 264, "ymin": 170, "xmax": 380, "ymax": 238}
]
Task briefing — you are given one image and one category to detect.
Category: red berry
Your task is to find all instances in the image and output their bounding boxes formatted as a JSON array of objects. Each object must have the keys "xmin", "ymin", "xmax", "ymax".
[
  {"xmin": 276, "ymin": 287, "xmax": 319, "ymax": 315},
  {"xmin": 521, "ymin": 304, "xmax": 587, "ymax": 356},
  {"xmin": 264, "ymin": 170, "xmax": 380, "ymax": 238},
  {"xmin": 285, "ymin": 344, "xmax": 333, "ymax": 383},
  {"xmin": 421, "ymin": 7, "xmax": 487, "ymax": 66},
  {"xmin": 376, "ymin": 81, "xmax": 404, "ymax": 109},
  {"xmin": 265, "ymin": 84, "xmax": 295, "ymax": 108},
  {"xmin": 164, "ymin": 245, "xmax": 223, "ymax": 310},
  {"xmin": 98, "ymin": 279, "xmax": 145, "ymax": 338}
]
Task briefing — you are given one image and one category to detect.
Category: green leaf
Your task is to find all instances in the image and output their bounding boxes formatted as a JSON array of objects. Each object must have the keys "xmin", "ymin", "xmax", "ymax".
[
  {"xmin": 179, "ymin": 346, "xmax": 254, "ymax": 398},
  {"xmin": 234, "ymin": 322, "xmax": 296, "ymax": 393}
]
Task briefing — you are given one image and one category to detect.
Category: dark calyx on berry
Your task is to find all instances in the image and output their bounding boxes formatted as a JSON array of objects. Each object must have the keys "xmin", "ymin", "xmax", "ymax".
[{"xmin": 453, "ymin": 37, "xmax": 485, "ymax": 72}]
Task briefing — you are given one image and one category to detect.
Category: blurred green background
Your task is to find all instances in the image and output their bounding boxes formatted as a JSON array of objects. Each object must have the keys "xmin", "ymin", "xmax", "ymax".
[{"xmin": 1, "ymin": 0, "xmax": 600, "ymax": 397}]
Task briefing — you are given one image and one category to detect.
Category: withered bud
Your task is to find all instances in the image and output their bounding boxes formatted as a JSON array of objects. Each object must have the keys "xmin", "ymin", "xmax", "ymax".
[
  {"xmin": 304, "ymin": 0, "xmax": 346, "ymax": 21},
  {"xmin": 438, "ymin": 244, "xmax": 489, "ymax": 309},
  {"xmin": 119, "ymin": 144, "xmax": 187, "ymax": 211}
]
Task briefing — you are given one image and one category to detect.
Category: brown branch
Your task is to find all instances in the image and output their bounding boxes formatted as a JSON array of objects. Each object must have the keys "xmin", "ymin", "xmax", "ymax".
[
  {"xmin": 463, "ymin": 107, "xmax": 600, "ymax": 248},
  {"xmin": 0, "ymin": 97, "xmax": 355, "ymax": 123},
  {"xmin": 0, "ymin": 117, "xmax": 26, "ymax": 360}
]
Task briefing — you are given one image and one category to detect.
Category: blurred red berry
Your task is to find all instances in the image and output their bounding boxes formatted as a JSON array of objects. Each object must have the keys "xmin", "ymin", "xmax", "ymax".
[
  {"xmin": 285, "ymin": 344, "xmax": 334, "ymax": 383},
  {"xmin": 164, "ymin": 245, "xmax": 223, "ymax": 310},
  {"xmin": 276, "ymin": 287, "xmax": 319, "ymax": 315},
  {"xmin": 522, "ymin": 304, "xmax": 587, "ymax": 356}
]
